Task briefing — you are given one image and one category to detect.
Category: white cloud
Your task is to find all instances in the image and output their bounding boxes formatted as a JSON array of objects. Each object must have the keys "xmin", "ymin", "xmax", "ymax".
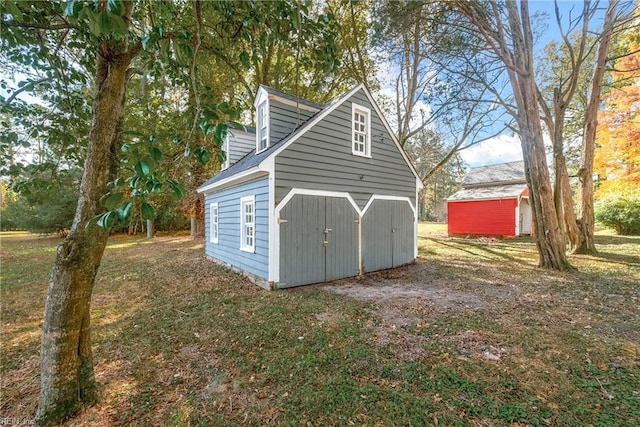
[{"xmin": 459, "ymin": 134, "xmax": 523, "ymax": 167}]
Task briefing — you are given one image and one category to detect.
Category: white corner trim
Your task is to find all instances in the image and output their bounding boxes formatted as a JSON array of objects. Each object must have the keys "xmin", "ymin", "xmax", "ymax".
[
  {"xmin": 351, "ymin": 102, "xmax": 371, "ymax": 158},
  {"xmin": 264, "ymin": 157, "xmax": 278, "ymax": 282}
]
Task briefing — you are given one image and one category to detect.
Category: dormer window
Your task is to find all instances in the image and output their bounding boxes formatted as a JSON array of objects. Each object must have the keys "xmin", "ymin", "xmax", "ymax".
[
  {"xmin": 221, "ymin": 135, "xmax": 230, "ymax": 170},
  {"xmin": 257, "ymin": 101, "xmax": 268, "ymax": 152},
  {"xmin": 352, "ymin": 103, "xmax": 371, "ymax": 157}
]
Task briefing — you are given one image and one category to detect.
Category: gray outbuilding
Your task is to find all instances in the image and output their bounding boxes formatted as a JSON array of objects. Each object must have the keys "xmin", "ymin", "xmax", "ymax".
[{"xmin": 197, "ymin": 84, "xmax": 423, "ymax": 289}]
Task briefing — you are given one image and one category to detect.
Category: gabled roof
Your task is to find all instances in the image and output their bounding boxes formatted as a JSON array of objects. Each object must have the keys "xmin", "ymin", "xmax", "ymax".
[
  {"xmin": 447, "ymin": 183, "xmax": 528, "ymax": 202},
  {"xmin": 227, "ymin": 123, "xmax": 256, "ymax": 134},
  {"xmin": 462, "ymin": 161, "xmax": 525, "ymax": 187},
  {"xmin": 258, "ymin": 84, "xmax": 324, "ymax": 110},
  {"xmin": 197, "ymin": 84, "xmax": 421, "ymax": 194}
]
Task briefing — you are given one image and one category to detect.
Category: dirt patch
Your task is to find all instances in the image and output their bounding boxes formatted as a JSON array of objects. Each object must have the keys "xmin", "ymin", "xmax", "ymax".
[
  {"xmin": 318, "ymin": 263, "xmax": 523, "ymax": 363},
  {"xmin": 320, "ymin": 263, "xmax": 506, "ymax": 318}
]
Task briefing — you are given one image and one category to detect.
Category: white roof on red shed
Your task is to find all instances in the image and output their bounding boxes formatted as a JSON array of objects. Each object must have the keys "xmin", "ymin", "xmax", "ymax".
[{"xmin": 447, "ymin": 183, "xmax": 528, "ymax": 202}]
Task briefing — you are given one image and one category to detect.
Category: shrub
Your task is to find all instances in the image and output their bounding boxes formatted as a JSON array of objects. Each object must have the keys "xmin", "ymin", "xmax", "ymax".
[{"xmin": 595, "ymin": 195, "xmax": 640, "ymax": 235}]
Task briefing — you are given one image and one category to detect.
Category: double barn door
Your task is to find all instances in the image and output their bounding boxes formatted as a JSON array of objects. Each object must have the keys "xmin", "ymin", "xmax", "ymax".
[{"xmin": 279, "ymin": 195, "xmax": 359, "ymax": 287}]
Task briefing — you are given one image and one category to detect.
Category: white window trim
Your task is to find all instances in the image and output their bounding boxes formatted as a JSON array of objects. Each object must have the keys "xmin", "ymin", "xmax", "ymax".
[
  {"xmin": 210, "ymin": 202, "xmax": 219, "ymax": 244},
  {"xmin": 352, "ymin": 103, "xmax": 371, "ymax": 158},
  {"xmin": 221, "ymin": 136, "xmax": 230, "ymax": 170},
  {"xmin": 256, "ymin": 100, "xmax": 269, "ymax": 154},
  {"xmin": 240, "ymin": 195, "xmax": 256, "ymax": 253}
]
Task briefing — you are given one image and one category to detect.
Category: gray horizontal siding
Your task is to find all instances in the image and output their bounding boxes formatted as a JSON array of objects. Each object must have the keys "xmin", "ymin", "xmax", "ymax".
[
  {"xmin": 226, "ymin": 131, "xmax": 255, "ymax": 167},
  {"xmin": 274, "ymin": 88, "xmax": 416, "ymax": 208},
  {"xmin": 270, "ymin": 100, "xmax": 317, "ymax": 144},
  {"xmin": 204, "ymin": 177, "xmax": 269, "ymax": 279}
]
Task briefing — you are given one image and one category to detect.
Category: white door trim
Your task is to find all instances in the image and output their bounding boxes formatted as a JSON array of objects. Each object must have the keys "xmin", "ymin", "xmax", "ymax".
[{"xmin": 273, "ymin": 188, "xmax": 361, "ymax": 282}]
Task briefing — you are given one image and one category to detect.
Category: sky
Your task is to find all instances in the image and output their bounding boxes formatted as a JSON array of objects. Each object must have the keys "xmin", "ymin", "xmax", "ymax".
[{"xmin": 394, "ymin": 0, "xmax": 613, "ymax": 168}]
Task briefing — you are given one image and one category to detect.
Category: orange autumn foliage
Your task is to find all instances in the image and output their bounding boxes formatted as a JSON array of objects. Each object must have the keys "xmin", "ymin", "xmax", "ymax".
[{"xmin": 595, "ymin": 33, "xmax": 640, "ymax": 197}]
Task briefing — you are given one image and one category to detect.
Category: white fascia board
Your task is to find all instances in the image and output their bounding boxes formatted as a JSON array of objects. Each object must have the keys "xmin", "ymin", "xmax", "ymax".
[
  {"xmin": 254, "ymin": 86, "xmax": 268, "ymax": 108},
  {"xmin": 446, "ymin": 196, "xmax": 520, "ymax": 203},
  {"xmin": 361, "ymin": 194, "xmax": 416, "ymax": 218},
  {"xmin": 258, "ymin": 84, "xmax": 366, "ymax": 167},
  {"xmin": 275, "ymin": 188, "xmax": 362, "ymax": 217},
  {"xmin": 197, "ymin": 167, "xmax": 268, "ymax": 194}
]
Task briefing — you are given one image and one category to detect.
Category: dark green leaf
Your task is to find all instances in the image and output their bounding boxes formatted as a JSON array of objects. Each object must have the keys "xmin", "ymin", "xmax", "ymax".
[
  {"xmin": 6, "ymin": 1, "xmax": 24, "ymax": 22},
  {"xmin": 168, "ymin": 179, "xmax": 185, "ymax": 199},
  {"xmin": 117, "ymin": 201, "xmax": 133, "ymax": 220},
  {"xmin": 108, "ymin": 13, "xmax": 127, "ymax": 34},
  {"xmin": 102, "ymin": 191, "xmax": 124, "ymax": 210},
  {"xmin": 239, "ymin": 51, "xmax": 250, "ymax": 68},
  {"xmin": 159, "ymin": 39, "xmax": 170, "ymax": 61},
  {"xmin": 107, "ymin": 0, "xmax": 123, "ymax": 16},
  {"xmin": 135, "ymin": 160, "xmax": 151, "ymax": 176},
  {"xmin": 149, "ymin": 146, "xmax": 162, "ymax": 161},
  {"xmin": 141, "ymin": 202, "xmax": 156, "ymax": 220},
  {"xmin": 197, "ymin": 147, "xmax": 212, "ymax": 164},
  {"xmin": 97, "ymin": 211, "xmax": 117, "ymax": 229}
]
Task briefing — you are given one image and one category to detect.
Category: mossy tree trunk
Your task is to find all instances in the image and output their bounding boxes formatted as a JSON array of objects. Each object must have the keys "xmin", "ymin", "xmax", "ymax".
[{"xmin": 35, "ymin": 24, "xmax": 138, "ymax": 427}]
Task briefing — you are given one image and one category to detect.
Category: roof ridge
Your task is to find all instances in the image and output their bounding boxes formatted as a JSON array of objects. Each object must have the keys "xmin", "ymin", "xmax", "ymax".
[{"xmin": 258, "ymin": 84, "xmax": 324, "ymax": 109}]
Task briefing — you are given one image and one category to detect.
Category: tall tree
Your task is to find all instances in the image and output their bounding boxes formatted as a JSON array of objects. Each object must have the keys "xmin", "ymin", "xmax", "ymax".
[
  {"xmin": 453, "ymin": 0, "xmax": 572, "ymax": 270},
  {"xmin": 372, "ymin": 0, "xmax": 509, "ymax": 188},
  {"xmin": 536, "ymin": 2, "xmax": 598, "ymax": 252},
  {"xmin": 594, "ymin": 26, "xmax": 640, "ymax": 195},
  {"xmin": 2, "ymin": 1, "xmax": 219, "ymax": 423},
  {"xmin": 576, "ymin": 0, "xmax": 621, "ymax": 253}
]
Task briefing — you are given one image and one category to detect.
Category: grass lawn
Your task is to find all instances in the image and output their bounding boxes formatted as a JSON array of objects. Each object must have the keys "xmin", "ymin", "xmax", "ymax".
[{"xmin": 1, "ymin": 226, "xmax": 639, "ymax": 426}]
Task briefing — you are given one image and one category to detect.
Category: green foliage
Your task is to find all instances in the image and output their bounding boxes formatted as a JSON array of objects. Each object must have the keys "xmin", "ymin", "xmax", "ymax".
[
  {"xmin": 1, "ymin": 167, "xmax": 81, "ymax": 234},
  {"xmin": 596, "ymin": 193, "xmax": 640, "ymax": 235}
]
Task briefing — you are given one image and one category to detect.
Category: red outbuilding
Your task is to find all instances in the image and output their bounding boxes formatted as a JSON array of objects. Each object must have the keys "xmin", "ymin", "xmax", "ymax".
[{"xmin": 447, "ymin": 161, "xmax": 532, "ymax": 236}]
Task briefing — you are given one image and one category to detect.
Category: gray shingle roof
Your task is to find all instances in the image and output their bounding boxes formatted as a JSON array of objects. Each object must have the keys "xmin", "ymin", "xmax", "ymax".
[
  {"xmin": 259, "ymin": 84, "xmax": 324, "ymax": 110},
  {"xmin": 447, "ymin": 183, "xmax": 528, "ymax": 201},
  {"xmin": 462, "ymin": 160, "xmax": 525, "ymax": 187}
]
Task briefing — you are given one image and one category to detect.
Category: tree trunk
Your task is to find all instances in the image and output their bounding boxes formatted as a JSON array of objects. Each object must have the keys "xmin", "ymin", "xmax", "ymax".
[
  {"xmin": 146, "ymin": 219, "xmax": 154, "ymax": 239},
  {"xmin": 553, "ymin": 142, "xmax": 583, "ymax": 250},
  {"xmin": 576, "ymin": 0, "xmax": 618, "ymax": 254},
  {"xmin": 520, "ymin": 125, "xmax": 572, "ymax": 270},
  {"xmin": 36, "ymin": 42, "xmax": 133, "ymax": 426},
  {"xmin": 504, "ymin": 1, "xmax": 572, "ymax": 270}
]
